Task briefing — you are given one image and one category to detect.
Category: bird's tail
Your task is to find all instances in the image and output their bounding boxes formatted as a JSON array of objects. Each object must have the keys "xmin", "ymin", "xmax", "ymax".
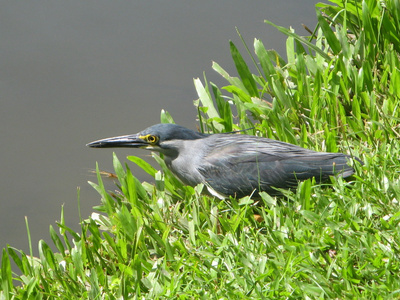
[{"xmin": 322, "ymin": 154, "xmax": 362, "ymax": 178}]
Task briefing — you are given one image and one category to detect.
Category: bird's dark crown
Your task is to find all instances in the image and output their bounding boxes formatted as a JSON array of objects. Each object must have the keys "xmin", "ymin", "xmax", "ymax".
[{"xmin": 139, "ymin": 123, "xmax": 206, "ymax": 142}]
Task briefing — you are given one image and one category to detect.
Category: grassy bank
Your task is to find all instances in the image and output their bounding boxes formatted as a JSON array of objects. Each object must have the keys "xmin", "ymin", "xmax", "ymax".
[{"xmin": 2, "ymin": 0, "xmax": 400, "ymax": 298}]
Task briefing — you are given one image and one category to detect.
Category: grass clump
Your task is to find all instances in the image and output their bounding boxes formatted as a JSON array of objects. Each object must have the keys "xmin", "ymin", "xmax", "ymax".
[{"xmin": 2, "ymin": 0, "xmax": 400, "ymax": 298}]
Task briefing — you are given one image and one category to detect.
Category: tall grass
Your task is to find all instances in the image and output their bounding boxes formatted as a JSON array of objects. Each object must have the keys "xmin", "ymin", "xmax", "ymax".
[{"xmin": 2, "ymin": 0, "xmax": 400, "ymax": 298}]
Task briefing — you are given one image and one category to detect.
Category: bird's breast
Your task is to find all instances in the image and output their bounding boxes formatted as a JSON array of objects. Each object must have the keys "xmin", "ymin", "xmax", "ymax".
[{"xmin": 163, "ymin": 139, "xmax": 206, "ymax": 187}]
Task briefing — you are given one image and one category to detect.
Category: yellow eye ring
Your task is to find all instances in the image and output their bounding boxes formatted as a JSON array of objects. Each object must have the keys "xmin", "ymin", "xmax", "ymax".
[{"xmin": 145, "ymin": 135, "xmax": 159, "ymax": 144}]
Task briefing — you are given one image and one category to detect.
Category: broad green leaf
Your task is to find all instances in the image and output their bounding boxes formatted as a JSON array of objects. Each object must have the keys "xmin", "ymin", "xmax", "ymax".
[
  {"xmin": 49, "ymin": 225, "xmax": 65, "ymax": 255},
  {"xmin": 316, "ymin": 8, "xmax": 341, "ymax": 55},
  {"xmin": 254, "ymin": 39, "xmax": 277, "ymax": 84},
  {"xmin": 211, "ymin": 82, "xmax": 233, "ymax": 132},
  {"xmin": 125, "ymin": 165, "xmax": 138, "ymax": 206},
  {"xmin": 223, "ymin": 85, "xmax": 252, "ymax": 103},
  {"xmin": 39, "ymin": 240, "xmax": 57, "ymax": 271},
  {"xmin": 298, "ymin": 179, "xmax": 312, "ymax": 210},
  {"xmin": 212, "ymin": 61, "xmax": 247, "ymax": 89},
  {"xmin": 194, "ymin": 77, "xmax": 223, "ymax": 131},
  {"xmin": 113, "ymin": 152, "xmax": 126, "ymax": 187},
  {"xmin": 362, "ymin": 1, "xmax": 377, "ymax": 47},
  {"xmin": 127, "ymin": 155, "xmax": 157, "ymax": 177},
  {"xmin": 7, "ymin": 247, "xmax": 24, "ymax": 274},
  {"xmin": 230, "ymin": 41, "xmax": 259, "ymax": 97},
  {"xmin": 1, "ymin": 248, "xmax": 12, "ymax": 295},
  {"xmin": 160, "ymin": 109, "xmax": 175, "ymax": 124}
]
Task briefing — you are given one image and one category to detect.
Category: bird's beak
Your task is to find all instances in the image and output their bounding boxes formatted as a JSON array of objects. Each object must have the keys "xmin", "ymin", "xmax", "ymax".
[{"xmin": 87, "ymin": 134, "xmax": 148, "ymax": 148}]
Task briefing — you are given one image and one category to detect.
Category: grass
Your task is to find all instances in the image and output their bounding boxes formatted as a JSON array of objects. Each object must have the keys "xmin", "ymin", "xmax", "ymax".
[{"xmin": 2, "ymin": 0, "xmax": 400, "ymax": 298}]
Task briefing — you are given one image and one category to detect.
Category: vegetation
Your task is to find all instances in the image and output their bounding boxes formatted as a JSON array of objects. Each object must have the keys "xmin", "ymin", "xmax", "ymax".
[{"xmin": 2, "ymin": 0, "xmax": 400, "ymax": 298}]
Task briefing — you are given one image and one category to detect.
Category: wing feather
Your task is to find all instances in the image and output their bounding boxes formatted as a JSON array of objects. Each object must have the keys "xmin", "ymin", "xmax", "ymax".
[{"xmin": 197, "ymin": 134, "xmax": 357, "ymax": 197}]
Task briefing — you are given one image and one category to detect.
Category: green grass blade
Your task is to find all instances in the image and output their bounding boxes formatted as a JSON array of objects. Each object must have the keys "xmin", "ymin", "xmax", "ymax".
[{"xmin": 264, "ymin": 19, "xmax": 331, "ymax": 61}]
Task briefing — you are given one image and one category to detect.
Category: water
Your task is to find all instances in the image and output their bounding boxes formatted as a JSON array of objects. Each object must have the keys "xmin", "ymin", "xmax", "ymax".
[{"xmin": 0, "ymin": 0, "xmax": 320, "ymax": 254}]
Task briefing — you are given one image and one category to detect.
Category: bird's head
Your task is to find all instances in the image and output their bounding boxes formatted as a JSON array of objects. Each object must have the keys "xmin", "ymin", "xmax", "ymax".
[{"xmin": 87, "ymin": 123, "xmax": 206, "ymax": 152}]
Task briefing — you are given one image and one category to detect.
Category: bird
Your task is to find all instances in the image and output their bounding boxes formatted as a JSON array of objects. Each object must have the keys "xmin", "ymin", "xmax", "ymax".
[{"xmin": 87, "ymin": 123, "xmax": 362, "ymax": 198}]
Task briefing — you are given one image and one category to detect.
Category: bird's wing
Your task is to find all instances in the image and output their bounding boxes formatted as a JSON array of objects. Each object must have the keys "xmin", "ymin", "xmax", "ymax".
[{"xmin": 197, "ymin": 135, "xmax": 355, "ymax": 197}]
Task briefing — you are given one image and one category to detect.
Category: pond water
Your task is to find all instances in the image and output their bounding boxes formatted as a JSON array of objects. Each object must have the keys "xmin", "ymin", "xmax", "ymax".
[{"xmin": 0, "ymin": 0, "xmax": 320, "ymax": 254}]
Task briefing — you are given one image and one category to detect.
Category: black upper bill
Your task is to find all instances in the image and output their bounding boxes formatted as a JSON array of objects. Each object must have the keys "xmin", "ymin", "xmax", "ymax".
[{"xmin": 86, "ymin": 134, "xmax": 147, "ymax": 148}]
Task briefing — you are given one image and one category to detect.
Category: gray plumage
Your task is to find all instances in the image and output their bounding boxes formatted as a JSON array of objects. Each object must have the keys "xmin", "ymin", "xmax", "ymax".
[{"xmin": 87, "ymin": 123, "xmax": 362, "ymax": 198}]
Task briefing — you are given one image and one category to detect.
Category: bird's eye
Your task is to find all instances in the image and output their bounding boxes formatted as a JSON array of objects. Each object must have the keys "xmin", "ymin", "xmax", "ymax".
[{"xmin": 145, "ymin": 135, "xmax": 159, "ymax": 144}]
